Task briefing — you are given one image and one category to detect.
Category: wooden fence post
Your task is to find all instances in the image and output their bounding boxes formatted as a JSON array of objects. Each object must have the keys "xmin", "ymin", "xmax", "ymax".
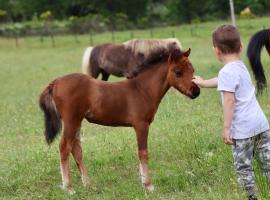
[
  {"xmin": 111, "ymin": 29, "xmax": 115, "ymax": 42},
  {"xmin": 171, "ymin": 30, "xmax": 175, "ymax": 38},
  {"xmin": 49, "ymin": 30, "xmax": 55, "ymax": 48},
  {"xmin": 89, "ymin": 30, "xmax": 93, "ymax": 46}
]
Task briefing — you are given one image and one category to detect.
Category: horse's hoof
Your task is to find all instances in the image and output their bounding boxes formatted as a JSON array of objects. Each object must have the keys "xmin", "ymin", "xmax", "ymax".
[
  {"xmin": 145, "ymin": 184, "xmax": 154, "ymax": 192},
  {"xmin": 68, "ymin": 188, "xmax": 76, "ymax": 195},
  {"xmin": 82, "ymin": 176, "xmax": 90, "ymax": 187},
  {"xmin": 60, "ymin": 184, "xmax": 76, "ymax": 195}
]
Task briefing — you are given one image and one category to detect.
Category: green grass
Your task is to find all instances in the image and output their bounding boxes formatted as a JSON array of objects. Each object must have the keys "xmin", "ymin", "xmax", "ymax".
[{"xmin": 0, "ymin": 17, "xmax": 270, "ymax": 199}]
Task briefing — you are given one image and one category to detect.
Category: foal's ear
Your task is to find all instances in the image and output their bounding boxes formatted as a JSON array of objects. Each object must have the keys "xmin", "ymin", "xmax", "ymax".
[
  {"xmin": 168, "ymin": 49, "xmax": 182, "ymax": 64},
  {"xmin": 183, "ymin": 48, "xmax": 191, "ymax": 57}
]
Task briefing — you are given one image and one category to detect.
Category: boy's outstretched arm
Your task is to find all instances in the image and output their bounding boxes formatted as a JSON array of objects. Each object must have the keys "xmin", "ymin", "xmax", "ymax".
[
  {"xmin": 192, "ymin": 76, "xmax": 218, "ymax": 88},
  {"xmin": 222, "ymin": 91, "xmax": 235, "ymax": 145}
]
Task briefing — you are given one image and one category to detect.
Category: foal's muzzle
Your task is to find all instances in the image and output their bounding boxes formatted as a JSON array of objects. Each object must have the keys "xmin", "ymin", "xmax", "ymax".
[{"xmin": 190, "ymin": 85, "xmax": 200, "ymax": 99}]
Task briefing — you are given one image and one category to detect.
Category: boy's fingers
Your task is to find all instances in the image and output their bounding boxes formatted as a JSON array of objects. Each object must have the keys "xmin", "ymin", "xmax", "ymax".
[
  {"xmin": 192, "ymin": 79, "xmax": 197, "ymax": 83},
  {"xmin": 222, "ymin": 134, "xmax": 233, "ymax": 145},
  {"xmin": 228, "ymin": 139, "xmax": 234, "ymax": 145},
  {"xmin": 224, "ymin": 138, "xmax": 234, "ymax": 145}
]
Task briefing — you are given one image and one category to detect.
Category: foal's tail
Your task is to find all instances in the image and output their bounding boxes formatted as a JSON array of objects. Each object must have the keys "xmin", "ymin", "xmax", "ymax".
[
  {"xmin": 39, "ymin": 82, "xmax": 62, "ymax": 145},
  {"xmin": 247, "ymin": 29, "xmax": 270, "ymax": 94},
  {"xmin": 82, "ymin": 46, "xmax": 93, "ymax": 76}
]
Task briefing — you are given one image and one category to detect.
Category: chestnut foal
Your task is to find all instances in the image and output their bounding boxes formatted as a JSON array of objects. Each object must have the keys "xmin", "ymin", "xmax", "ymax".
[{"xmin": 39, "ymin": 49, "xmax": 200, "ymax": 194}]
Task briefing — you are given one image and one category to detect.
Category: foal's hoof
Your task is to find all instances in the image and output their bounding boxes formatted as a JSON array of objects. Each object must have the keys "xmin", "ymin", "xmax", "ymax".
[
  {"xmin": 144, "ymin": 184, "xmax": 155, "ymax": 192},
  {"xmin": 60, "ymin": 185, "xmax": 76, "ymax": 195},
  {"xmin": 82, "ymin": 176, "xmax": 90, "ymax": 187},
  {"xmin": 67, "ymin": 188, "xmax": 76, "ymax": 195}
]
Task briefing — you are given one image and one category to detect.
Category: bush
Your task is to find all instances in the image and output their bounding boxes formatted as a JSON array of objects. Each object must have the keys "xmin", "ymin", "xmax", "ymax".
[
  {"xmin": 0, "ymin": 9, "xmax": 8, "ymax": 22},
  {"xmin": 67, "ymin": 14, "xmax": 110, "ymax": 34},
  {"xmin": 136, "ymin": 17, "xmax": 150, "ymax": 29},
  {"xmin": 109, "ymin": 13, "xmax": 133, "ymax": 30},
  {"xmin": 240, "ymin": 7, "xmax": 256, "ymax": 19}
]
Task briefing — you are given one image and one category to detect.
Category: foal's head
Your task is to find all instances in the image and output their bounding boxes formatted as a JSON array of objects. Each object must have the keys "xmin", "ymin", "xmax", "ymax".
[{"xmin": 167, "ymin": 49, "xmax": 200, "ymax": 99}]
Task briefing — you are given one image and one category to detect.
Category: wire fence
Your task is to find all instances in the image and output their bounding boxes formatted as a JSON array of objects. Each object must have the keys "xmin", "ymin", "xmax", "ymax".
[
  {"xmin": 0, "ymin": 27, "xmax": 184, "ymax": 48},
  {"xmin": 0, "ymin": 21, "xmax": 268, "ymax": 48}
]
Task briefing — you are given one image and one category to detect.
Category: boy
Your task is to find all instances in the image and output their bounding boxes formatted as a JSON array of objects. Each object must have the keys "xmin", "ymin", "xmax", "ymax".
[{"xmin": 193, "ymin": 25, "xmax": 270, "ymax": 200}]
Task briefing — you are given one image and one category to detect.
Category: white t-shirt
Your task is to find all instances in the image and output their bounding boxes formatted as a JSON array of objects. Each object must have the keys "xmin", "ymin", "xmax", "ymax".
[{"xmin": 217, "ymin": 60, "xmax": 269, "ymax": 139}]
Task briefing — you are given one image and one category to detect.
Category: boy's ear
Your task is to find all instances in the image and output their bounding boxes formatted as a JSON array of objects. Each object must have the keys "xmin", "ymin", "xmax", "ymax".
[
  {"xmin": 214, "ymin": 47, "xmax": 221, "ymax": 55},
  {"xmin": 240, "ymin": 42, "xmax": 243, "ymax": 52}
]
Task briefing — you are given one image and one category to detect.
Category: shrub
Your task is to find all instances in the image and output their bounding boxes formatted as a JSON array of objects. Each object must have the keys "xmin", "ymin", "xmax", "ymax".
[
  {"xmin": 0, "ymin": 9, "xmax": 8, "ymax": 22},
  {"xmin": 240, "ymin": 7, "xmax": 256, "ymax": 19}
]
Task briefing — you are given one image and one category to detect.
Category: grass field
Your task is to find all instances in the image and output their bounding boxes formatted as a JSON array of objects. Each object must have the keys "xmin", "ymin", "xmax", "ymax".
[{"xmin": 0, "ymin": 17, "xmax": 270, "ymax": 200}]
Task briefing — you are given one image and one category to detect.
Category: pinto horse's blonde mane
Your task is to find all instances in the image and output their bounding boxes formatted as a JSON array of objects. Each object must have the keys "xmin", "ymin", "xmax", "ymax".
[{"xmin": 123, "ymin": 38, "xmax": 182, "ymax": 59}]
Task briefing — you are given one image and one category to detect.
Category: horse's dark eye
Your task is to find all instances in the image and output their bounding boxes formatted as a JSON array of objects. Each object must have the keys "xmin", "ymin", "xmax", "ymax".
[{"xmin": 175, "ymin": 70, "xmax": 182, "ymax": 77}]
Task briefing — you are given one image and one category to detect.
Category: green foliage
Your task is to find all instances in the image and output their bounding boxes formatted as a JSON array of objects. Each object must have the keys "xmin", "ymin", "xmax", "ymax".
[
  {"xmin": 240, "ymin": 7, "xmax": 256, "ymax": 19},
  {"xmin": 67, "ymin": 14, "xmax": 109, "ymax": 34},
  {"xmin": 40, "ymin": 10, "xmax": 52, "ymax": 21},
  {"xmin": 110, "ymin": 13, "xmax": 133, "ymax": 30},
  {"xmin": 0, "ymin": 0, "xmax": 270, "ymax": 36},
  {"xmin": 0, "ymin": 9, "xmax": 8, "ymax": 22},
  {"xmin": 0, "ymin": 9, "xmax": 7, "ymax": 17},
  {"xmin": 137, "ymin": 17, "xmax": 150, "ymax": 29},
  {"xmin": 1, "ymin": 0, "xmax": 270, "ymax": 25},
  {"xmin": 148, "ymin": 2, "xmax": 170, "ymax": 25}
]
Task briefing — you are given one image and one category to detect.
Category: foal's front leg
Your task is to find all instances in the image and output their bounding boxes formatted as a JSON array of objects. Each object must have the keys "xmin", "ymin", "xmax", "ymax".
[{"xmin": 134, "ymin": 122, "xmax": 154, "ymax": 192}]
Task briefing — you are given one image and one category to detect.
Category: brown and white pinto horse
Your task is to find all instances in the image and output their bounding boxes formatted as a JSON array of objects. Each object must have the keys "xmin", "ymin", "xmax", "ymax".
[
  {"xmin": 82, "ymin": 38, "xmax": 182, "ymax": 80},
  {"xmin": 39, "ymin": 49, "xmax": 200, "ymax": 194}
]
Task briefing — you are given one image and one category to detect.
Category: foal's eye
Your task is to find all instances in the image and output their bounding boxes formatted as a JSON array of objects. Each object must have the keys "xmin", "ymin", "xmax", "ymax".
[{"xmin": 175, "ymin": 70, "xmax": 182, "ymax": 78}]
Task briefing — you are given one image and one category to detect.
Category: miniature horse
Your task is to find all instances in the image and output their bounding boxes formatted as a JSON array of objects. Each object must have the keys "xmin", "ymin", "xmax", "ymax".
[
  {"xmin": 247, "ymin": 28, "xmax": 270, "ymax": 94},
  {"xmin": 82, "ymin": 38, "xmax": 182, "ymax": 80},
  {"xmin": 39, "ymin": 49, "xmax": 200, "ymax": 194}
]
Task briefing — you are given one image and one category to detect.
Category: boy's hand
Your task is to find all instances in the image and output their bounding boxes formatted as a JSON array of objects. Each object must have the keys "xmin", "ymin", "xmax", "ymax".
[
  {"xmin": 192, "ymin": 76, "xmax": 218, "ymax": 88},
  {"xmin": 192, "ymin": 76, "xmax": 204, "ymax": 87},
  {"xmin": 222, "ymin": 128, "xmax": 233, "ymax": 145}
]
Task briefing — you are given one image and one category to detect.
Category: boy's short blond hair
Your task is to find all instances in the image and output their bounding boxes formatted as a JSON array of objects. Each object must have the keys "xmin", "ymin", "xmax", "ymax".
[{"xmin": 212, "ymin": 25, "xmax": 241, "ymax": 54}]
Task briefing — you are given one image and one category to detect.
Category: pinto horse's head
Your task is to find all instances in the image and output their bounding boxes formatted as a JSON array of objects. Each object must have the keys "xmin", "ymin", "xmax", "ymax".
[{"xmin": 167, "ymin": 49, "xmax": 200, "ymax": 99}]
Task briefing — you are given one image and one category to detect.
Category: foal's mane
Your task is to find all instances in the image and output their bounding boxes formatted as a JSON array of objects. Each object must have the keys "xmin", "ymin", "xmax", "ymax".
[{"xmin": 134, "ymin": 49, "xmax": 183, "ymax": 75}]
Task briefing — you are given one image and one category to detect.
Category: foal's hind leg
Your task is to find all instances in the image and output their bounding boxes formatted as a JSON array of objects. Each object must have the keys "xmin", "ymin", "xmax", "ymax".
[
  {"xmin": 71, "ymin": 134, "xmax": 90, "ymax": 187},
  {"xmin": 59, "ymin": 121, "xmax": 81, "ymax": 194},
  {"xmin": 134, "ymin": 122, "xmax": 154, "ymax": 192}
]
